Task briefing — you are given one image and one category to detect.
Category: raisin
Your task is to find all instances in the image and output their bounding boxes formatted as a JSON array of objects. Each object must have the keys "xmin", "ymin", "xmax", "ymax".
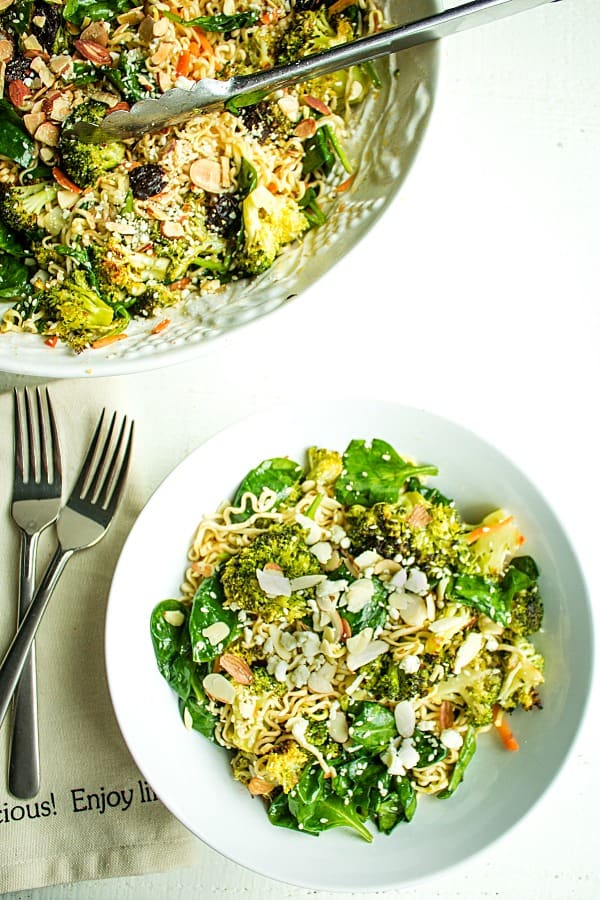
[
  {"xmin": 31, "ymin": 3, "xmax": 62, "ymax": 53},
  {"xmin": 5, "ymin": 55, "xmax": 32, "ymax": 83},
  {"xmin": 205, "ymin": 193, "xmax": 241, "ymax": 238},
  {"xmin": 129, "ymin": 164, "xmax": 166, "ymax": 200}
]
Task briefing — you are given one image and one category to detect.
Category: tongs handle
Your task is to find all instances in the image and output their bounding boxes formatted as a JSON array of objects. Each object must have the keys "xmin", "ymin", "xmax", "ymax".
[{"xmin": 80, "ymin": 0, "xmax": 564, "ymax": 142}]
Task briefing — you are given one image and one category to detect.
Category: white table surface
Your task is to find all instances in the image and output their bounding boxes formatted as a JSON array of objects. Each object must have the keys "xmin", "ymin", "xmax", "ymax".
[{"xmin": 1, "ymin": 0, "xmax": 599, "ymax": 897}]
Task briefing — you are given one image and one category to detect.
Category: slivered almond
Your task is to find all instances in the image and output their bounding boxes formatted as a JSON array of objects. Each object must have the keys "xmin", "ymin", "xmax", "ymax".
[
  {"xmin": 439, "ymin": 700, "xmax": 454, "ymax": 730},
  {"xmin": 8, "ymin": 80, "xmax": 31, "ymax": 108},
  {"xmin": 34, "ymin": 122, "xmax": 59, "ymax": 146},
  {"xmin": 202, "ymin": 673, "xmax": 235, "ymax": 704},
  {"xmin": 303, "ymin": 95, "xmax": 332, "ymax": 116},
  {"xmin": 406, "ymin": 505, "xmax": 432, "ymax": 528},
  {"xmin": 247, "ymin": 777, "xmax": 274, "ymax": 796},
  {"xmin": 219, "ymin": 653, "xmax": 253, "ymax": 685},
  {"xmin": 74, "ymin": 38, "xmax": 112, "ymax": 66}
]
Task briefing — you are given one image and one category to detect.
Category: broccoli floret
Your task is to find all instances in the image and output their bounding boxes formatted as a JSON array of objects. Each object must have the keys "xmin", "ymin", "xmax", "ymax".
[
  {"xmin": 261, "ymin": 740, "xmax": 310, "ymax": 793},
  {"xmin": 346, "ymin": 500, "xmax": 472, "ymax": 577},
  {"xmin": 362, "ymin": 654, "xmax": 439, "ymax": 703},
  {"xmin": 237, "ymin": 99, "xmax": 294, "ymax": 145},
  {"xmin": 306, "ymin": 446, "xmax": 343, "ymax": 486},
  {"xmin": 236, "ymin": 185, "xmax": 308, "ymax": 275},
  {"xmin": 277, "ymin": 7, "xmax": 353, "ymax": 64},
  {"xmin": 0, "ymin": 182, "xmax": 58, "ymax": 235},
  {"xmin": 59, "ymin": 100, "xmax": 126, "ymax": 189},
  {"xmin": 508, "ymin": 590, "xmax": 544, "ymax": 638},
  {"xmin": 305, "ymin": 717, "xmax": 342, "ymax": 762},
  {"xmin": 88, "ymin": 238, "xmax": 171, "ymax": 304},
  {"xmin": 496, "ymin": 640, "xmax": 544, "ymax": 712},
  {"xmin": 29, "ymin": 269, "xmax": 125, "ymax": 352},
  {"xmin": 433, "ymin": 665, "xmax": 503, "ymax": 728},
  {"xmin": 221, "ymin": 523, "xmax": 321, "ymax": 622}
]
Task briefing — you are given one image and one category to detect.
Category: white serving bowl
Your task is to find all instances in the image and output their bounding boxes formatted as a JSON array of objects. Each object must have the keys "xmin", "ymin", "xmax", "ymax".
[
  {"xmin": 0, "ymin": 1, "xmax": 438, "ymax": 377},
  {"xmin": 105, "ymin": 400, "xmax": 593, "ymax": 891}
]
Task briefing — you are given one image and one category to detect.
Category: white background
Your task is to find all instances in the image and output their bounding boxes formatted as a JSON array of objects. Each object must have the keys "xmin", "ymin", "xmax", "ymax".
[{"xmin": 1, "ymin": 0, "xmax": 599, "ymax": 896}]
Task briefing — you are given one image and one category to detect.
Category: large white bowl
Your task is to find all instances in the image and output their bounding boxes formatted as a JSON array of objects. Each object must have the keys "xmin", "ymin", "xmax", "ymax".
[
  {"xmin": 0, "ymin": 1, "xmax": 438, "ymax": 378},
  {"xmin": 105, "ymin": 400, "xmax": 593, "ymax": 891}
]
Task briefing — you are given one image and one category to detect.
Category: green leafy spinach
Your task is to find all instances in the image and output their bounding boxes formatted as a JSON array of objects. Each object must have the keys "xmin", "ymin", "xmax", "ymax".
[{"xmin": 335, "ymin": 439, "xmax": 438, "ymax": 507}]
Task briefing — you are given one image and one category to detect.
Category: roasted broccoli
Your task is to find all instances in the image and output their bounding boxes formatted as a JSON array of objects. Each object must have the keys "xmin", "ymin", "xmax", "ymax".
[
  {"xmin": 496, "ymin": 640, "xmax": 544, "ymax": 712},
  {"xmin": 0, "ymin": 182, "xmax": 58, "ymax": 236},
  {"xmin": 59, "ymin": 100, "xmax": 126, "ymax": 189},
  {"xmin": 261, "ymin": 740, "xmax": 309, "ymax": 793},
  {"xmin": 277, "ymin": 6, "xmax": 353, "ymax": 64},
  {"xmin": 236, "ymin": 185, "xmax": 308, "ymax": 275},
  {"xmin": 305, "ymin": 717, "xmax": 342, "ymax": 763},
  {"xmin": 221, "ymin": 523, "xmax": 321, "ymax": 622},
  {"xmin": 433, "ymin": 664, "xmax": 503, "ymax": 727},
  {"xmin": 306, "ymin": 446, "xmax": 343, "ymax": 486},
  {"xmin": 88, "ymin": 238, "xmax": 171, "ymax": 305},
  {"xmin": 28, "ymin": 269, "xmax": 125, "ymax": 352},
  {"xmin": 362, "ymin": 654, "xmax": 439, "ymax": 704}
]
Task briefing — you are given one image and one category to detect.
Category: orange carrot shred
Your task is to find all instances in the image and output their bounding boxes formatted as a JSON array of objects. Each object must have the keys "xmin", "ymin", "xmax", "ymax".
[
  {"xmin": 465, "ymin": 515, "xmax": 515, "ymax": 545},
  {"xmin": 335, "ymin": 173, "xmax": 355, "ymax": 193},
  {"xmin": 328, "ymin": 0, "xmax": 356, "ymax": 14},
  {"xmin": 91, "ymin": 334, "xmax": 127, "ymax": 350},
  {"xmin": 194, "ymin": 27, "xmax": 214, "ymax": 57},
  {"xmin": 44, "ymin": 335, "xmax": 58, "ymax": 348},
  {"xmin": 493, "ymin": 706, "xmax": 520, "ymax": 752},
  {"xmin": 52, "ymin": 167, "xmax": 82, "ymax": 194},
  {"xmin": 151, "ymin": 318, "xmax": 170, "ymax": 335},
  {"xmin": 176, "ymin": 50, "xmax": 191, "ymax": 77}
]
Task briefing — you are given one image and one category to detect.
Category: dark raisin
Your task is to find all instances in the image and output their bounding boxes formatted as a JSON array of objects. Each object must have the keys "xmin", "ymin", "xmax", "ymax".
[
  {"xmin": 205, "ymin": 193, "xmax": 241, "ymax": 238},
  {"xmin": 31, "ymin": 3, "xmax": 62, "ymax": 53},
  {"xmin": 5, "ymin": 55, "xmax": 32, "ymax": 83},
  {"xmin": 129, "ymin": 164, "xmax": 166, "ymax": 200}
]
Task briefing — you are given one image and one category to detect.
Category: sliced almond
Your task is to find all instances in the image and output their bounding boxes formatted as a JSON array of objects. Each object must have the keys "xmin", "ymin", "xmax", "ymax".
[
  {"xmin": 439, "ymin": 700, "xmax": 454, "ymax": 730},
  {"xmin": 163, "ymin": 609, "xmax": 185, "ymax": 627},
  {"xmin": 294, "ymin": 118, "xmax": 317, "ymax": 140},
  {"xmin": 49, "ymin": 54, "xmax": 72, "ymax": 76},
  {"xmin": 80, "ymin": 21, "xmax": 110, "ymax": 46},
  {"xmin": 307, "ymin": 671, "xmax": 334, "ymax": 694},
  {"xmin": 189, "ymin": 157, "xmax": 222, "ymax": 193},
  {"xmin": 152, "ymin": 17, "xmax": 170, "ymax": 37},
  {"xmin": 202, "ymin": 673, "xmax": 235, "ymax": 704},
  {"xmin": 56, "ymin": 189, "xmax": 79, "ymax": 210},
  {"xmin": 160, "ymin": 220, "xmax": 185, "ymax": 239},
  {"xmin": 340, "ymin": 617, "xmax": 352, "ymax": 641},
  {"xmin": 346, "ymin": 639, "xmax": 388, "ymax": 672},
  {"xmin": 8, "ymin": 80, "xmax": 31, "ymax": 109},
  {"xmin": 74, "ymin": 38, "xmax": 112, "ymax": 67},
  {"xmin": 345, "ymin": 578, "xmax": 374, "ymax": 613},
  {"xmin": 23, "ymin": 111, "xmax": 46, "ymax": 136},
  {"xmin": 302, "ymin": 95, "xmax": 332, "ymax": 116},
  {"xmin": 201, "ymin": 621, "xmax": 230, "ymax": 646},
  {"xmin": 327, "ymin": 709, "xmax": 349, "ymax": 743},
  {"xmin": 247, "ymin": 777, "xmax": 274, "ymax": 796},
  {"xmin": 406, "ymin": 505, "xmax": 432, "ymax": 528},
  {"xmin": 219, "ymin": 653, "xmax": 253, "ymax": 685},
  {"xmin": 0, "ymin": 39, "xmax": 12, "ymax": 63},
  {"xmin": 394, "ymin": 700, "xmax": 416, "ymax": 738}
]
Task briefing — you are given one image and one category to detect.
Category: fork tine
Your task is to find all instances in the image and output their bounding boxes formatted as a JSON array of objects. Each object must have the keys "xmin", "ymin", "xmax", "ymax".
[
  {"xmin": 45, "ymin": 388, "xmax": 62, "ymax": 490},
  {"xmin": 69, "ymin": 408, "xmax": 107, "ymax": 499},
  {"xmin": 100, "ymin": 419, "xmax": 134, "ymax": 514},
  {"xmin": 36, "ymin": 388, "xmax": 49, "ymax": 486},
  {"xmin": 85, "ymin": 411, "xmax": 118, "ymax": 502},
  {"xmin": 13, "ymin": 389, "xmax": 25, "ymax": 487},
  {"xmin": 24, "ymin": 388, "xmax": 38, "ymax": 484}
]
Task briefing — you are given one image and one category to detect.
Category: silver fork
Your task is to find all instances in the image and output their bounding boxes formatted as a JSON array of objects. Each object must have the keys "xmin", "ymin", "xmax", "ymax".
[
  {"xmin": 0, "ymin": 409, "xmax": 134, "ymax": 731},
  {"xmin": 9, "ymin": 387, "xmax": 62, "ymax": 799}
]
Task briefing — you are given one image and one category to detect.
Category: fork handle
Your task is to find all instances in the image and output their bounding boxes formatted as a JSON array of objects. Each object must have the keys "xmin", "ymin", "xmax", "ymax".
[
  {"xmin": 0, "ymin": 545, "xmax": 74, "ymax": 731},
  {"xmin": 8, "ymin": 531, "xmax": 41, "ymax": 798}
]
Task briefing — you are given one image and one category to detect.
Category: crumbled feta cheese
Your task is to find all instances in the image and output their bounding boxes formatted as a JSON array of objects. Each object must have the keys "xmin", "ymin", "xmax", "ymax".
[
  {"xmin": 441, "ymin": 728, "xmax": 464, "ymax": 751},
  {"xmin": 400, "ymin": 654, "xmax": 421, "ymax": 674}
]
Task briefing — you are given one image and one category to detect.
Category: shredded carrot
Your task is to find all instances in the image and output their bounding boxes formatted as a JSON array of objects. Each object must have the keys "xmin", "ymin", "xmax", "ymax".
[
  {"xmin": 52, "ymin": 167, "xmax": 82, "ymax": 194},
  {"xmin": 260, "ymin": 10, "xmax": 279, "ymax": 25},
  {"xmin": 176, "ymin": 50, "xmax": 191, "ymax": 77},
  {"xmin": 44, "ymin": 335, "xmax": 58, "ymax": 348},
  {"xmin": 189, "ymin": 42, "xmax": 201, "ymax": 57},
  {"xmin": 151, "ymin": 318, "xmax": 170, "ymax": 335},
  {"xmin": 465, "ymin": 515, "xmax": 515, "ymax": 545},
  {"xmin": 493, "ymin": 706, "xmax": 520, "ymax": 751},
  {"xmin": 328, "ymin": 0, "xmax": 356, "ymax": 14},
  {"xmin": 108, "ymin": 100, "xmax": 130, "ymax": 113},
  {"xmin": 168, "ymin": 277, "xmax": 191, "ymax": 291},
  {"xmin": 335, "ymin": 173, "xmax": 355, "ymax": 193},
  {"xmin": 91, "ymin": 334, "xmax": 127, "ymax": 349},
  {"xmin": 194, "ymin": 27, "xmax": 214, "ymax": 57}
]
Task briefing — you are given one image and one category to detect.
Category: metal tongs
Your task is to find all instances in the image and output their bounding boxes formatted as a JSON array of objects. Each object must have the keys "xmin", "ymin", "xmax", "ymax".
[{"xmin": 75, "ymin": 0, "xmax": 563, "ymax": 143}]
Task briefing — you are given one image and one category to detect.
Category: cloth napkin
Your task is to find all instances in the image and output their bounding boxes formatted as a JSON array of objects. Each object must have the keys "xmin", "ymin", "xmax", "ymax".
[{"xmin": 0, "ymin": 378, "xmax": 199, "ymax": 893}]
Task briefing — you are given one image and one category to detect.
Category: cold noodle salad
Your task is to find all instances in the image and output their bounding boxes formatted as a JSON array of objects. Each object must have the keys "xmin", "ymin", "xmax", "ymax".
[
  {"xmin": 150, "ymin": 438, "xmax": 545, "ymax": 840},
  {"xmin": 0, "ymin": 0, "xmax": 384, "ymax": 351}
]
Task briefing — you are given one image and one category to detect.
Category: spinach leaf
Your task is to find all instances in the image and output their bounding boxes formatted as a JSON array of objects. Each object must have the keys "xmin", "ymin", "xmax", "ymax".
[
  {"xmin": 450, "ymin": 573, "xmax": 511, "ymax": 626},
  {"xmin": 63, "ymin": 0, "xmax": 135, "ymax": 25},
  {"xmin": 342, "ymin": 575, "xmax": 387, "ymax": 633},
  {"xmin": 349, "ymin": 701, "xmax": 396, "ymax": 753},
  {"xmin": 438, "ymin": 725, "xmax": 476, "ymax": 799},
  {"xmin": 373, "ymin": 775, "xmax": 416, "ymax": 833},
  {"xmin": 405, "ymin": 475, "xmax": 452, "ymax": 507},
  {"xmin": 288, "ymin": 765, "xmax": 373, "ymax": 841},
  {"xmin": 164, "ymin": 10, "xmax": 260, "ymax": 32},
  {"xmin": 1, "ymin": 0, "xmax": 33, "ymax": 36},
  {"xmin": 302, "ymin": 126, "xmax": 336, "ymax": 176},
  {"xmin": 0, "ymin": 221, "xmax": 28, "ymax": 258},
  {"xmin": 225, "ymin": 89, "xmax": 269, "ymax": 115},
  {"xmin": 0, "ymin": 98, "xmax": 36, "ymax": 168},
  {"xmin": 236, "ymin": 157, "xmax": 258, "ymax": 198},
  {"xmin": 231, "ymin": 456, "xmax": 303, "ymax": 523},
  {"xmin": 451, "ymin": 556, "xmax": 539, "ymax": 627},
  {"xmin": 178, "ymin": 693, "xmax": 218, "ymax": 742},
  {"xmin": 188, "ymin": 575, "xmax": 240, "ymax": 663},
  {"xmin": 106, "ymin": 51, "xmax": 157, "ymax": 103},
  {"xmin": 267, "ymin": 790, "xmax": 299, "ymax": 831},
  {"xmin": 412, "ymin": 729, "xmax": 447, "ymax": 768},
  {"xmin": 0, "ymin": 253, "xmax": 31, "ymax": 298},
  {"xmin": 335, "ymin": 439, "xmax": 438, "ymax": 507},
  {"xmin": 150, "ymin": 599, "xmax": 192, "ymax": 686}
]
